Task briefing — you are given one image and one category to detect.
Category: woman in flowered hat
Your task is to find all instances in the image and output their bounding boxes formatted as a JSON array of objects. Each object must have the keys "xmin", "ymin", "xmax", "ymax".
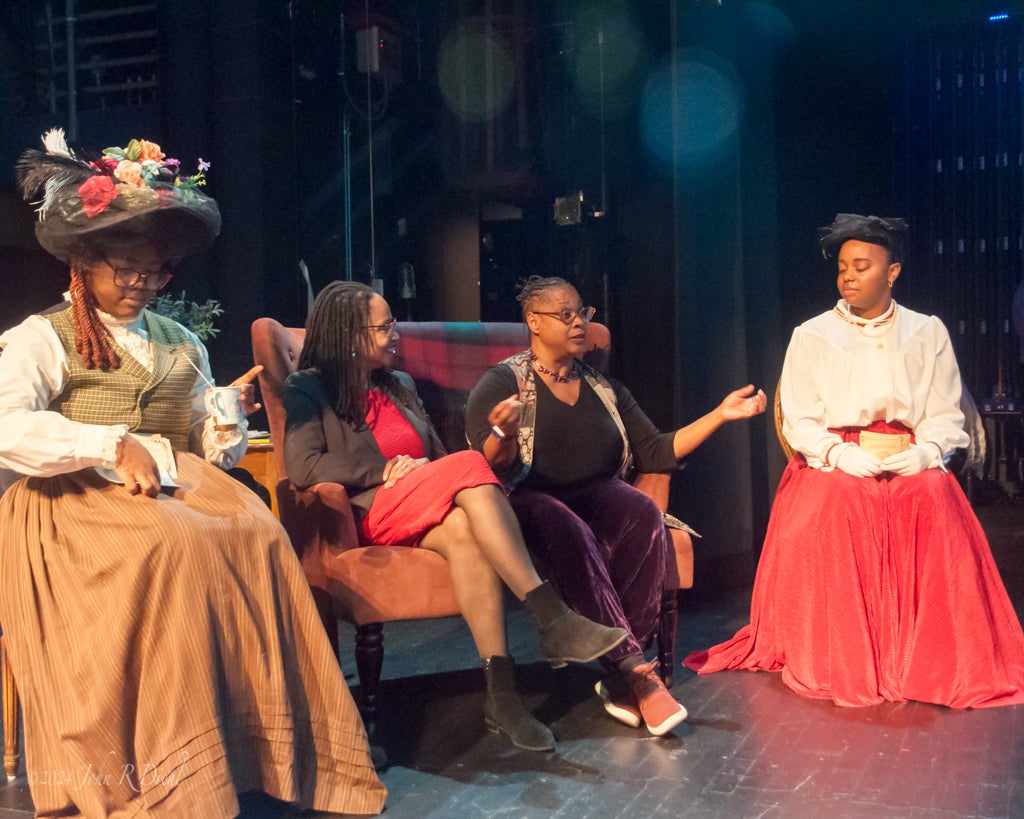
[
  {"xmin": 0, "ymin": 130, "xmax": 386, "ymax": 816},
  {"xmin": 685, "ymin": 214, "xmax": 1024, "ymax": 709}
]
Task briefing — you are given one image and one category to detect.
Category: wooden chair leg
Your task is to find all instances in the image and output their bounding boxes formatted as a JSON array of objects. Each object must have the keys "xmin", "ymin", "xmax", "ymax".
[
  {"xmin": 354, "ymin": 623, "xmax": 384, "ymax": 733},
  {"xmin": 657, "ymin": 589, "xmax": 679, "ymax": 688},
  {"xmin": 2, "ymin": 635, "xmax": 19, "ymax": 779}
]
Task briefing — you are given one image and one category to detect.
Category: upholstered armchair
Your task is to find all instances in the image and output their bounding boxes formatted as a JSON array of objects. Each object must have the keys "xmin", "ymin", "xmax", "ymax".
[{"xmin": 250, "ymin": 318, "xmax": 695, "ymax": 725}]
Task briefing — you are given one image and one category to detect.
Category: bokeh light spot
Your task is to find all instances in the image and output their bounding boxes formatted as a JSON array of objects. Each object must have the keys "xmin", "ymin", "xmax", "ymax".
[
  {"xmin": 640, "ymin": 50, "xmax": 743, "ymax": 177},
  {"xmin": 741, "ymin": 3, "xmax": 797, "ymax": 52},
  {"xmin": 564, "ymin": 3, "xmax": 645, "ymax": 119},
  {"xmin": 438, "ymin": 25, "xmax": 516, "ymax": 123}
]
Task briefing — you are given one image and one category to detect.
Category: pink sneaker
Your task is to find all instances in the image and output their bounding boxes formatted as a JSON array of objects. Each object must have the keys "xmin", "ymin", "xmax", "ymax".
[
  {"xmin": 627, "ymin": 660, "xmax": 687, "ymax": 736},
  {"xmin": 594, "ymin": 677, "xmax": 642, "ymax": 728}
]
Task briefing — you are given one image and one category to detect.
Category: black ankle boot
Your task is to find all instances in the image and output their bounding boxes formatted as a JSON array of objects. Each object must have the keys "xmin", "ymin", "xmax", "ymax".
[
  {"xmin": 523, "ymin": 581, "xmax": 628, "ymax": 666},
  {"xmin": 482, "ymin": 655, "xmax": 555, "ymax": 752}
]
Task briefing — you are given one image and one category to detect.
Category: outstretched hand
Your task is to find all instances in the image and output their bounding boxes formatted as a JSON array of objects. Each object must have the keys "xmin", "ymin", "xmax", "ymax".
[{"xmin": 719, "ymin": 385, "xmax": 768, "ymax": 421}]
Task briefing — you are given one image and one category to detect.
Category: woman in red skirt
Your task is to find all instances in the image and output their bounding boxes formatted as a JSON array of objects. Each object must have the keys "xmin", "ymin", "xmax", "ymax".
[
  {"xmin": 685, "ymin": 213, "xmax": 1024, "ymax": 709},
  {"xmin": 283, "ymin": 281, "xmax": 628, "ymax": 751}
]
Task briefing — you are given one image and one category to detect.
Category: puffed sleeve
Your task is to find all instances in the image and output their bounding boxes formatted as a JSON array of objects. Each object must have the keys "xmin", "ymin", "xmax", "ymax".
[
  {"xmin": 912, "ymin": 316, "xmax": 969, "ymax": 456},
  {"xmin": 0, "ymin": 315, "xmax": 126, "ymax": 478}
]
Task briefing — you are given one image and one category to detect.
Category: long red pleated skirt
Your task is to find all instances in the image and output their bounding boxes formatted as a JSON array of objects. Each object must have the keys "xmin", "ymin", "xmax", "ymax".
[
  {"xmin": 360, "ymin": 449, "xmax": 501, "ymax": 546},
  {"xmin": 685, "ymin": 429, "xmax": 1024, "ymax": 709}
]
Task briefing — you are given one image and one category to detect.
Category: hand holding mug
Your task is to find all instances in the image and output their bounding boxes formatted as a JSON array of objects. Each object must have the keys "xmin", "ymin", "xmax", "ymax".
[{"xmin": 205, "ymin": 386, "xmax": 246, "ymax": 431}]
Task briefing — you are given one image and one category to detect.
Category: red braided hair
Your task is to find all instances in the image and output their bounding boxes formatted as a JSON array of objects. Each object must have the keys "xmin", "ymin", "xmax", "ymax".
[{"xmin": 69, "ymin": 266, "xmax": 121, "ymax": 370}]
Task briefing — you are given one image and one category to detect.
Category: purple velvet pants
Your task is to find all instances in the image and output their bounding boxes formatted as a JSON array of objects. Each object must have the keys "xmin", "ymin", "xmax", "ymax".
[{"xmin": 509, "ymin": 477, "xmax": 669, "ymax": 665}]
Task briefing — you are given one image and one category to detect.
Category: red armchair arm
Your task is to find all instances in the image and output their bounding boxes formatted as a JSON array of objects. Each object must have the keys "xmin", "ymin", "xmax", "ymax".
[
  {"xmin": 632, "ymin": 472, "xmax": 694, "ymax": 590},
  {"xmin": 277, "ymin": 480, "xmax": 362, "ymax": 558}
]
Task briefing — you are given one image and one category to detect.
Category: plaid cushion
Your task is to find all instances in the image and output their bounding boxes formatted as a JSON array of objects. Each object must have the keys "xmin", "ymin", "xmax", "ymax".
[
  {"xmin": 392, "ymin": 322, "xmax": 529, "ymax": 452},
  {"xmin": 392, "ymin": 322, "xmax": 530, "ymax": 391},
  {"xmin": 253, "ymin": 319, "xmax": 611, "ymax": 457},
  {"xmin": 392, "ymin": 321, "xmax": 611, "ymax": 453}
]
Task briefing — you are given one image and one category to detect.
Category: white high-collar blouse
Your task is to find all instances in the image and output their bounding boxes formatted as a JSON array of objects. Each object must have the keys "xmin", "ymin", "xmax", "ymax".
[{"xmin": 780, "ymin": 300, "xmax": 969, "ymax": 469}]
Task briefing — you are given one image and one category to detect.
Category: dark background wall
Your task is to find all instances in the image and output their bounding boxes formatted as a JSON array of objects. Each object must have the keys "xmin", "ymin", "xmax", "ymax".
[{"xmin": 2, "ymin": 0, "xmax": 1022, "ymax": 591}]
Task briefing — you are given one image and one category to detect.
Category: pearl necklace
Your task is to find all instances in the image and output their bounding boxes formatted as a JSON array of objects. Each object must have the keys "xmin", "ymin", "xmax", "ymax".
[
  {"xmin": 531, "ymin": 353, "xmax": 579, "ymax": 383},
  {"xmin": 835, "ymin": 300, "xmax": 898, "ymax": 349}
]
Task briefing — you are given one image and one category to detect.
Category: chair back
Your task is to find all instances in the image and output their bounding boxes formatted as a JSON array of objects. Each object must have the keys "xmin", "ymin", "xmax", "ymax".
[
  {"xmin": 251, "ymin": 318, "xmax": 612, "ymax": 464},
  {"xmin": 251, "ymin": 318, "xmax": 306, "ymax": 477},
  {"xmin": 772, "ymin": 378, "xmax": 794, "ymax": 461}
]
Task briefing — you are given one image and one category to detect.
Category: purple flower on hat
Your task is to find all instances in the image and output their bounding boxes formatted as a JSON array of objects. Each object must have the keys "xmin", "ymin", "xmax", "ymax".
[{"xmin": 198, "ymin": 158, "xmax": 210, "ymax": 172}]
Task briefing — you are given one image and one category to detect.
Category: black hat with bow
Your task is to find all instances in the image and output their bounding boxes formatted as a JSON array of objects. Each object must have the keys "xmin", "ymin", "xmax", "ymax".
[{"xmin": 819, "ymin": 213, "xmax": 908, "ymax": 263}]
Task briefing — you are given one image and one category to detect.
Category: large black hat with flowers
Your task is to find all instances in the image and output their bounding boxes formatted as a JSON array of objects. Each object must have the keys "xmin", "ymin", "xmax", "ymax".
[
  {"xmin": 818, "ymin": 213, "xmax": 909, "ymax": 263},
  {"xmin": 16, "ymin": 128, "xmax": 221, "ymax": 264}
]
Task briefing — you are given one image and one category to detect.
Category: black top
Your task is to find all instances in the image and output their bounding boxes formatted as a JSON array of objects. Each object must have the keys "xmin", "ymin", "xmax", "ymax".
[{"xmin": 465, "ymin": 362, "xmax": 679, "ymax": 488}]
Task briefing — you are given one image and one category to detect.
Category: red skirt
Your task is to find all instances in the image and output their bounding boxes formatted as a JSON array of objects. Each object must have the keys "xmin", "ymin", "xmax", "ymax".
[
  {"xmin": 685, "ymin": 424, "xmax": 1024, "ymax": 708},
  {"xmin": 360, "ymin": 449, "xmax": 501, "ymax": 546}
]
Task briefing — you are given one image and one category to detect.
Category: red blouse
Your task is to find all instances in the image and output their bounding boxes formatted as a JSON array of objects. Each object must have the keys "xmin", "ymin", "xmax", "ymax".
[{"xmin": 364, "ymin": 388, "xmax": 425, "ymax": 460}]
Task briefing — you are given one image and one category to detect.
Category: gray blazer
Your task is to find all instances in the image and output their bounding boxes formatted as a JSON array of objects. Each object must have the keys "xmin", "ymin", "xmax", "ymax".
[{"xmin": 282, "ymin": 368, "xmax": 447, "ymax": 518}]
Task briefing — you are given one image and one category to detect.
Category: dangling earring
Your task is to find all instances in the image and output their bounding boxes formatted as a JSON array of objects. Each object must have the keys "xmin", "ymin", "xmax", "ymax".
[
  {"xmin": 887, "ymin": 280, "xmax": 893, "ymax": 288},
  {"xmin": 351, "ymin": 350, "xmax": 356, "ymax": 357}
]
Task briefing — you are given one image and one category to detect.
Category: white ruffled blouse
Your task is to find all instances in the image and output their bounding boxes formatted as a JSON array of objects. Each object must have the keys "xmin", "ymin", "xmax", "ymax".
[
  {"xmin": 0, "ymin": 302, "xmax": 245, "ymax": 492},
  {"xmin": 780, "ymin": 300, "xmax": 969, "ymax": 469}
]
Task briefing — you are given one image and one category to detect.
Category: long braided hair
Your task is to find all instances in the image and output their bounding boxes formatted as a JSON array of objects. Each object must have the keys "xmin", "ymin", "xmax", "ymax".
[
  {"xmin": 68, "ymin": 262, "xmax": 123, "ymax": 370},
  {"xmin": 298, "ymin": 281, "xmax": 399, "ymax": 425},
  {"xmin": 67, "ymin": 234, "xmax": 145, "ymax": 370},
  {"xmin": 516, "ymin": 275, "xmax": 572, "ymax": 319}
]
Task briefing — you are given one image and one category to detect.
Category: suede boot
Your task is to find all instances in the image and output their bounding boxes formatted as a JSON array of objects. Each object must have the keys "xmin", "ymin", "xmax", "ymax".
[
  {"xmin": 523, "ymin": 581, "xmax": 628, "ymax": 666},
  {"xmin": 482, "ymin": 655, "xmax": 556, "ymax": 751}
]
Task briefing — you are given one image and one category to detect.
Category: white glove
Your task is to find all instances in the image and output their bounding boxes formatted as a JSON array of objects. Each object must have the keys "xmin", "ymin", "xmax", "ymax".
[
  {"xmin": 834, "ymin": 444, "xmax": 883, "ymax": 477},
  {"xmin": 881, "ymin": 443, "xmax": 939, "ymax": 476}
]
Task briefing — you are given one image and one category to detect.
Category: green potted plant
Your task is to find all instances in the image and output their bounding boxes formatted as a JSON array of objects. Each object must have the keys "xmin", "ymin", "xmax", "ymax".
[{"xmin": 150, "ymin": 291, "xmax": 223, "ymax": 341}]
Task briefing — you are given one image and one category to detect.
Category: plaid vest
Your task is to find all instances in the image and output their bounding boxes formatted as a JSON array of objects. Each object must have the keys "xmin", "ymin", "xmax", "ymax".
[{"xmin": 46, "ymin": 305, "xmax": 200, "ymax": 451}]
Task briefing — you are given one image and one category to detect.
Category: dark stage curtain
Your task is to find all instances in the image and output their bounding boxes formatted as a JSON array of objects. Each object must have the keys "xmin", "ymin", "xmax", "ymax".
[{"xmin": 895, "ymin": 16, "xmax": 1024, "ymax": 402}]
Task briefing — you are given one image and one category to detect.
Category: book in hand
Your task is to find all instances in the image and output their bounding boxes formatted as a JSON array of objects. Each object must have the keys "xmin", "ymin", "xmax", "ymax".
[
  {"xmin": 95, "ymin": 433, "xmax": 179, "ymax": 487},
  {"xmin": 859, "ymin": 430, "xmax": 910, "ymax": 460}
]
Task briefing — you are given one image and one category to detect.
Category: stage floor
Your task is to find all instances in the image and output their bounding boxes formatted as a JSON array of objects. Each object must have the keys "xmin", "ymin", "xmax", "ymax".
[{"xmin": 2, "ymin": 494, "xmax": 1022, "ymax": 819}]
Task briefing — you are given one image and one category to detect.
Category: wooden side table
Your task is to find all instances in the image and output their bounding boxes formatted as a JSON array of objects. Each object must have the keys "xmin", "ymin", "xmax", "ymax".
[{"xmin": 239, "ymin": 440, "xmax": 279, "ymax": 519}]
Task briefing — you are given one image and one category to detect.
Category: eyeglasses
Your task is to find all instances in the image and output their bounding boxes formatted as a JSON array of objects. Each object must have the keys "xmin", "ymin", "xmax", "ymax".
[
  {"xmin": 102, "ymin": 260, "xmax": 173, "ymax": 290},
  {"xmin": 530, "ymin": 306, "xmax": 596, "ymax": 325},
  {"xmin": 366, "ymin": 317, "xmax": 397, "ymax": 333}
]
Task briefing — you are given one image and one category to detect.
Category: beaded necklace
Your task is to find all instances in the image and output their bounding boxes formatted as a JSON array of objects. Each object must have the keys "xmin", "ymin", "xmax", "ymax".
[
  {"xmin": 835, "ymin": 300, "xmax": 899, "ymax": 349},
  {"xmin": 530, "ymin": 352, "xmax": 580, "ymax": 383}
]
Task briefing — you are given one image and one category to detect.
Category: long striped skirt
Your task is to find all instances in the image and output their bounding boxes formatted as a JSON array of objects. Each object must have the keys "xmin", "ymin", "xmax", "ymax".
[{"xmin": 0, "ymin": 453, "xmax": 387, "ymax": 818}]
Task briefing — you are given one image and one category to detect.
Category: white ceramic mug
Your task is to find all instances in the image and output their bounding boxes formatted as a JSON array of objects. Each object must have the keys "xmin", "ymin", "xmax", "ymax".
[{"xmin": 204, "ymin": 386, "xmax": 245, "ymax": 429}]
